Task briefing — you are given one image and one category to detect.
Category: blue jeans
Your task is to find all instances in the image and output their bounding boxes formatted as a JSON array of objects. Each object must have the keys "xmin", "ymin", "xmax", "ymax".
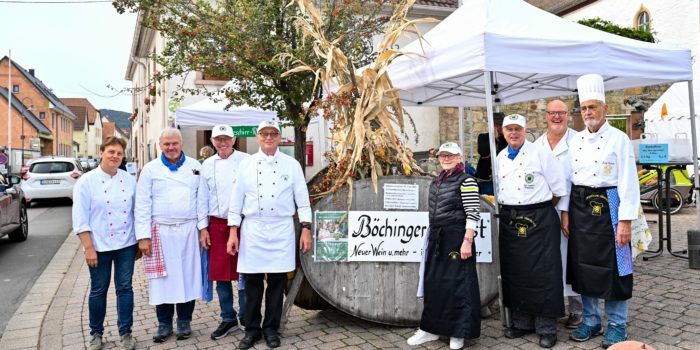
[
  {"xmin": 216, "ymin": 281, "xmax": 238, "ymax": 322},
  {"xmin": 88, "ymin": 244, "xmax": 137, "ymax": 336},
  {"xmin": 238, "ymin": 274, "xmax": 246, "ymax": 322},
  {"xmin": 581, "ymin": 296, "xmax": 628, "ymax": 328},
  {"xmin": 156, "ymin": 300, "xmax": 195, "ymax": 325}
]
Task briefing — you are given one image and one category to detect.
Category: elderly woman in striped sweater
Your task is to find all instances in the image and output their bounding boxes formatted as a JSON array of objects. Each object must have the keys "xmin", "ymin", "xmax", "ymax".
[{"xmin": 408, "ymin": 142, "xmax": 481, "ymax": 350}]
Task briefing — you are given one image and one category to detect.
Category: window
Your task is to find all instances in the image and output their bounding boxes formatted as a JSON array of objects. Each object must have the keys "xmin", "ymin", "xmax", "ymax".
[
  {"xmin": 30, "ymin": 161, "xmax": 75, "ymax": 174},
  {"xmin": 637, "ymin": 10, "xmax": 650, "ymax": 31},
  {"xmin": 39, "ymin": 112, "xmax": 45, "ymax": 120},
  {"xmin": 12, "ymin": 85, "xmax": 19, "ymax": 93}
]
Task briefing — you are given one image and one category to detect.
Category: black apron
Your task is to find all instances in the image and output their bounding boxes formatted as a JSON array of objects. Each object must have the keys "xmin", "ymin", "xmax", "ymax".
[
  {"xmin": 499, "ymin": 201, "xmax": 564, "ymax": 319},
  {"xmin": 567, "ymin": 185, "xmax": 633, "ymax": 300},
  {"xmin": 420, "ymin": 224, "xmax": 481, "ymax": 339}
]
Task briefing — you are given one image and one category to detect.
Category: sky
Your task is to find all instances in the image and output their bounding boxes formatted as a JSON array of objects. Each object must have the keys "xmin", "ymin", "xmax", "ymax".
[{"xmin": 0, "ymin": 0, "xmax": 137, "ymax": 112}]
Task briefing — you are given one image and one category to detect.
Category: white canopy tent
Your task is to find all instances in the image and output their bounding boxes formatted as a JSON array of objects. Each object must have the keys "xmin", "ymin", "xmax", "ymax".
[
  {"xmin": 175, "ymin": 97, "xmax": 277, "ymax": 128},
  {"xmin": 385, "ymin": 0, "xmax": 698, "ymax": 226},
  {"xmin": 645, "ymin": 62, "xmax": 700, "ymax": 147}
]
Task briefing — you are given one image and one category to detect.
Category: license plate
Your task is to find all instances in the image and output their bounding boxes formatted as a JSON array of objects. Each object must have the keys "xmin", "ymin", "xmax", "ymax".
[{"xmin": 40, "ymin": 179, "xmax": 60, "ymax": 185}]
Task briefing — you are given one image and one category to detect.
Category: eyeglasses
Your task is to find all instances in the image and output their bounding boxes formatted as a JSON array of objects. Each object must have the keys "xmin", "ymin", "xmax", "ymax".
[
  {"xmin": 212, "ymin": 137, "xmax": 233, "ymax": 142},
  {"xmin": 258, "ymin": 132, "xmax": 280, "ymax": 138},
  {"xmin": 546, "ymin": 111, "xmax": 567, "ymax": 116},
  {"xmin": 580, "ymin": 104, "xmax": 599, "ymax": 112},
  {"xmin": 437, "ymin": 154, "xmax": 457, "ymax": 160}
]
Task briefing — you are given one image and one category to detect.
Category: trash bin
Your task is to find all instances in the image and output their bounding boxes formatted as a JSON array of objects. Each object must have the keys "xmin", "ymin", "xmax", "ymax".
[{"xmin": 688, "ymin": 230, "xmax": 700, "ymax": 269}]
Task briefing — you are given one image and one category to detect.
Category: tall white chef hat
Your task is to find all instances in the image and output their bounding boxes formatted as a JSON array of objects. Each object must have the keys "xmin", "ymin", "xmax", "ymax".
[{"xmin": 576, "ymin": 74, "xmax": 606, "ymax": 103}]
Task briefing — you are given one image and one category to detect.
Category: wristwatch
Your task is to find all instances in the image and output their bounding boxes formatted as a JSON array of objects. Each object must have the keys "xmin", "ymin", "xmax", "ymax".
[{"xmin": 300, "ymin": 222, "xmax": 312, "ymax": 230}]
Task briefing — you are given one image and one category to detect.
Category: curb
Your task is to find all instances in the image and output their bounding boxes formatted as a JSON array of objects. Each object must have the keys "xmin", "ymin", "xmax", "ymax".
[{"xmin": 0, "ymin": 232, "xmax": 80, "ymax": 350}]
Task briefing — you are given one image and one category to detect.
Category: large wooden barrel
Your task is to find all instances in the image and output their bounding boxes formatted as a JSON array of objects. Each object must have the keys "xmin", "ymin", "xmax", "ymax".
[{"xmin": 300, "ymin": 175, "xmax": 501, "ymax": 326}]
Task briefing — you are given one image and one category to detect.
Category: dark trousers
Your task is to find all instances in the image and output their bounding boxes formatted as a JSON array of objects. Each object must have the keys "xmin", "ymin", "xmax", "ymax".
[
  {"xmin": 243, "ymin": 273, "xmax": 286, "ymax": 337},
  {"xmin": 155, "ymin": 300, "xmax": 195, "ymax": 325},
  {"xmin": 512, "ymin": 310, "xmax": 557, "ymax": 336}
]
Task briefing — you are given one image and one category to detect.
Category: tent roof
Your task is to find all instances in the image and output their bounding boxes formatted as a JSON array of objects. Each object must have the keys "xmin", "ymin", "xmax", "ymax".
[
  {"xmin": 645, "ymin": 62, "xmax": 700, "ymax": 122},
  {"xmin": 388, "ymin": 0, "xmax": 692, "ymax": 107},
  {"xmin": 175, "ymin": 97, "xmax": 277, "ymax": 128}
]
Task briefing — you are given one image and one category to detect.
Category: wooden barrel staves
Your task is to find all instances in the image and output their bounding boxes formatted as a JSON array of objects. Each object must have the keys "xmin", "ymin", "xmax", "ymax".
[{"xmin": 300, "ymin": 175, "xmax": 501, "ymax": 326}]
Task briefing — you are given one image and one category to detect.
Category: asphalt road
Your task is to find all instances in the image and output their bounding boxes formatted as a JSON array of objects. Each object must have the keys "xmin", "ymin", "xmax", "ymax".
[{"xmin": 0, "ymin": 199, "xmax": 73, "ymax": 337}]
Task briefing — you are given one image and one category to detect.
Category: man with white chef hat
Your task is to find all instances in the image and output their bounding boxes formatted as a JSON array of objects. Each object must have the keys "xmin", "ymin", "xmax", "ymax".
[
  {"xmin": 197, "ymin": 124, "xmax": 250, "ymax": 340},
  {"xmin": 567, "ymin": 74, "xmax": 640, "ymax": 349},
  {"xmin": 226, "ymin": 119, "xmax": 312, "ymax": 349},
  {"xmin": 534, "ymin": 100, "xmax": 583, "ymax": 329},
  {"xmin": 497, "ymin": 113, "xmax": 568, "ymax": 348}
]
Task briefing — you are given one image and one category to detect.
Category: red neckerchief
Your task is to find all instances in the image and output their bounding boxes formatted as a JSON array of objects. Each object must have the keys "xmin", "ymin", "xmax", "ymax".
[{"xmin": 435, "ymin": 162, "xmax": 465, "ymax": 189}]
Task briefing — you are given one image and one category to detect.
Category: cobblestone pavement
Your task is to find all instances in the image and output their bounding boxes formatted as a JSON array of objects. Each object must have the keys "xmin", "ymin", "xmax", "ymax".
[{"xmin": 5, "ymin": 207, "xmax": 700, "ymax": 349}]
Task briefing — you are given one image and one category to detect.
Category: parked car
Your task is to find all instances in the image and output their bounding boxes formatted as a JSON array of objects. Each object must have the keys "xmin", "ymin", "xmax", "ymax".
[
  {"xmin": 79, "ymin": 160, "xmax": 90, "ymax": 170},
  {"xmin": 86, "ymin": 158, "xmax": 97, "ymax": 170},
  {"xmin": 0, "ymin": 174, "xmax": 28, "ymax": 242},
  {"xmin": 21, "ymin": 157, "xmax": 84, "ymax": 204}
]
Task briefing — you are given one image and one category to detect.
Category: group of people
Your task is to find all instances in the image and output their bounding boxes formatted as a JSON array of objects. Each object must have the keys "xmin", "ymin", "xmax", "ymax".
[
  {"xmin": 409, "ymin": 74, "xmax": 640, "ymax": 349},
  {"xmin": 72, "ymin": 119, "xmax": 312, "ymax": 350}
]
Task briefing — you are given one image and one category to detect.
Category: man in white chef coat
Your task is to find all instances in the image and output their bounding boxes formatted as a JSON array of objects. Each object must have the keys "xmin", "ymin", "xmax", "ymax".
[
  {"xmin": 567, "ymin": 74, "xmax": 640, "ymax": 349},
  {"xmin": 197, "ymin": 124, "xmax": 249, "ymax": 340},
  {"xmin": 534, "ymin": 100, "xmax": 583, "ymax": 329},
  {"xmin": 227, "ymin": 120, "xmax": 312, "ymax": 349},
  {"xmin": 135, "ymin": 128, "xmax": 202, "ymax": 344},
  {"xmin": 497, "ymin": 114, "xmax": 568, "ymax": 348}
]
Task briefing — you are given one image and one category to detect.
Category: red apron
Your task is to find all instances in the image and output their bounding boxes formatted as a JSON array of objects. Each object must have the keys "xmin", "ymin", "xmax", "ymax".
[{"xmin": 208, "ymin": 216, "xmax": 239, "ymax": 281}]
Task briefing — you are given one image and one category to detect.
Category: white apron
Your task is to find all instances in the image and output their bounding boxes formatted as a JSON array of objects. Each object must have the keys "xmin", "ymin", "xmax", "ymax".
[
  {"xmin": 238, "ymin": 216, "xmax": 295, "ymax": 273},
  {"xmin": 148, "ymin": 218, "xmax": 202, "ymax": 305}
]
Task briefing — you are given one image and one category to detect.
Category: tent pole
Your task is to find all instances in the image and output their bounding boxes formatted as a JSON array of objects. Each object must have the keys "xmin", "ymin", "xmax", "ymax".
[
  {"xmin": 469, "ymin": 108, "xmax": 474, "ymax": 162},
  {"xmin": 484, "ymin": 72, "xmax": 499, "ymax": 210},
  {"xmin": 459, "ymin": 106, "xmax": 465, "ymax": 154},
  {"xmin": 687, "ymin": 80, "xmax": 700, "ymax": 229}
]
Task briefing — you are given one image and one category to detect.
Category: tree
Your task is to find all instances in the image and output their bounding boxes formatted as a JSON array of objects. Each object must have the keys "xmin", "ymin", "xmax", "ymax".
[{"xmin": 113, "ymin": 0, "xmax": 392, "ymax": 170}]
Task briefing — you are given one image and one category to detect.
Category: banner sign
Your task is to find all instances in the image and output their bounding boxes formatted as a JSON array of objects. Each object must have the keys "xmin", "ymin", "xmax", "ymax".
[
  {"xmin": 232, "ymin": 125, "xmax": 257, "ymax": 138},
  {"xmin": 314, "ymin": 210, "xmax": 493, "ymax": 263}
]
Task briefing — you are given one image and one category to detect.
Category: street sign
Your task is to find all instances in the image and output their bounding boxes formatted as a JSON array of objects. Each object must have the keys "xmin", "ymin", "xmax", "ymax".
[
  {"xmin": 0, "ymin": 152, "xmax": 8, "ymax": 165},
  {"xmin": 232, "ymin": 125, "xmax": 257, "ymax": 138}
]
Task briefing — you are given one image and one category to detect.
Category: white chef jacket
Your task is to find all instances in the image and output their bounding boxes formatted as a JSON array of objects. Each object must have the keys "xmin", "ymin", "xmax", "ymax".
[
  {"xmin": 135, "ymin": 155, "xmax": 202, "ymax": 305},
  {"xmin": 534, "ymin": 128, "xmax": 578, "ymax": 212},
  {"xmin": 496, "ymin": 141, "xmax": 567, "ymax": 206},
  {"xmin": 535, "ymin": 128, "xmax": 580, "ymax": 297},
  {"xmin": 72, "ymin": 167, "xmax": 136, "ymax": 252},
  {"xmin": 569, "ymin": 121, "xmax": 640, "ymax": 221},
  {"xmin": 197, "ymin": 151, "xmax": 250, "ymax": 229},
  {"xmin": 228, "ymin": 149, "xmax": 312, "ymax": 273},
  {"xmin": 135, "ymin": 156, "xmax": 201, "ymax": 239}
]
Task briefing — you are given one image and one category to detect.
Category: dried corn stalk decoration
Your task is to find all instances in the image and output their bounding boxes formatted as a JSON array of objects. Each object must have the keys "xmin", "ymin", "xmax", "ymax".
[{"xmin": 280, "ymin": 0, "xmax": 435, "ymax": 202}]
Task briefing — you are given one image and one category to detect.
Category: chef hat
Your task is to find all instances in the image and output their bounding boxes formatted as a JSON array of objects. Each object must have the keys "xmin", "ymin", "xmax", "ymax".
[
  {"xmin": 257, "ymin": 120, "xmax": 280, "ymax": 133},
  {"xmin": 577, "ymin": 74, "xmax": 606, "ymax": 103},
  {"xmin": 502, "ymin": 114, "xmax": 526, "ymax": 128},
  {"xmin": 211, "ymin": 124, "xmax": 234, "ymax": 138},
  {"xmin": 437, "ymin": 142, "xmax": 462, "ymax": 156}
]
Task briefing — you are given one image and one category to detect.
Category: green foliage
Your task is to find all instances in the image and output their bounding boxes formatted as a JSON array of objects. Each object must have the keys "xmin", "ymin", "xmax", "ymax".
[
  {"xmin": 113, "ymin": 0, "xmax": 391, "ymax": 165},
  {"xmin": 578, "ymin": 17, "xmax": 655, "ymax": 43}
]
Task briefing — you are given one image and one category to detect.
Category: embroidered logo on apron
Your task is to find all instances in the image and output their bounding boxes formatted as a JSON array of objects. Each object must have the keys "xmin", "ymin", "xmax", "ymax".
[
  {"xmin": 585, "ymin": 194, "xmax": 608, "ymax": 217},
  {"xmin": 510, "ymin": 216, "xmax": 536, "ymax": 237},
  {"xmin": 448, "ymin": 251, "xmax": 460, "ymax": 260},
  {"xmin": 524, "ymin": 173, "xmax": 534, "ymax": 184}
]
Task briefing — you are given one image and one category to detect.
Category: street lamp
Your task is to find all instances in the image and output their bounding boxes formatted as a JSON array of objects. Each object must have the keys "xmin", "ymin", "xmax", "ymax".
[{"xmin": 20, "ymin": 97, "xmax": 33, "ymax": 166}]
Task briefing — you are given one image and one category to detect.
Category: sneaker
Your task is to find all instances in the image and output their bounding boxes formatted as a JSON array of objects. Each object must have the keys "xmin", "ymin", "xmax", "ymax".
[
  {"xmin": 602, "ymin": 324, "xmax": 627, "ymax": 348},
  {"xmin": 406, "ymin": 329, "xmax": 439, "ymax": 346},
  {"xmin": 570, "ymin": 323, "xmax": 602, "ymax": 342},
  {"xmin": 153, "ymin": 324, "xmax": 173, "ymax": 343},
  {"xmin": 119, "ymin": 333, "xmax": 135, "ymax": 350},
  {"xmin": 88, "ymin": 334, "xmax": 102, "ymax": 350},
  {"xmin": 210, "ymin": 320, "xmax": 239, "ymax": 340},
  {"xmin": 565, "ymin": 313, "xmax": 583, "ymax": 329},
  {"xmin": 176, "ymin": 320, "xmax": 192, "ymax": 340},
  {"xmin": 449, "ymin": 337, "xmax": 464, "ymax": 349}
]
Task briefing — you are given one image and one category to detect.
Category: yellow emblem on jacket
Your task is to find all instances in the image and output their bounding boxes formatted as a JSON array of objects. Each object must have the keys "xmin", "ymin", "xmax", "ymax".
[
  {"xmin": 591, "ymin": 201, "xmax": 603, "ymax": 216},
  {"xmin": 448, "ymin": 251, "xmax": 460, "ymax": 260}
]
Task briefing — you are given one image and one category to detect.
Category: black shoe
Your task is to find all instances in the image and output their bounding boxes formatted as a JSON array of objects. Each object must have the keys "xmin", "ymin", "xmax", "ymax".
[
  {"xmin": 539, "ymin": 334, "xmax": 557, "ymax": 348},
  {"xmin": 176, "ymin": 320, "xmax": 192, "ymax": 340},
  {"xmin": 239, "ymin": 333, "xmax": 262, "ymax": 349},
  {"xmin": 153, "ymin": 324, "xmax": 173, "ymax": 343},
  {"xmin": 265, "ymin": 333, "xmax": 281, "ymax": 348},
  {"xmin": 504, "ymin": 327, "xmax": 535, "ymax": 339},
  {"xmin": 211, "ymin": 320, "xmax": 240, "ymax": 340}
]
